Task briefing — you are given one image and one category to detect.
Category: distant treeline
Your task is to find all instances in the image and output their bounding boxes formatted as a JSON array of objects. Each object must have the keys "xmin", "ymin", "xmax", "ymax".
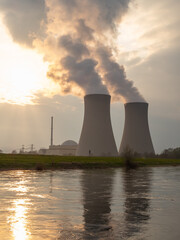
[
  {"xmin": 157, "ymin": 147, "xmax": 180, "ymax": 159},
  {"xmin": 123, "ymin": 147, "xmax": 180, "ymax": 159}
]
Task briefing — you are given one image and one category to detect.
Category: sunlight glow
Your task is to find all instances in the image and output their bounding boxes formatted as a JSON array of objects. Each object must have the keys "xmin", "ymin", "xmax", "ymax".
[
  {"xmin": 10, "ymin": 199, "xmax": 30, "ymax": 240},
  {"xmin": 0, "ymin": 19, "xmax": 52, "ymax": 105},
  {"xmin": 7, "ymin": 174, "xmax": 31, "ymax": 240}
]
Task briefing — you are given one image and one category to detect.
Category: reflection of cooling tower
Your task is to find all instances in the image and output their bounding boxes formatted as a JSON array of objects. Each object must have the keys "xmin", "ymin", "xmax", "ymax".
[
  {"xmin": 81, "ymin": 169, "xmax": 114, "ymax": 238},
  {"xmin": 119, "ymin": 102, "xmax": 155, "ymax": 155},
  {"xmin": 76, "ymin": 94, "xmax": 118, "ymax": 156},
  {"xmin": 122, "ymin": 168, "xmax": 152, "ymax": 238}
]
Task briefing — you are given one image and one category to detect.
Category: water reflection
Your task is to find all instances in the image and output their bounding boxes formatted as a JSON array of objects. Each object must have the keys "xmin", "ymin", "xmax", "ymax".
[
  {"xmin": 6, "ymin": 171, "xmax": 31, "ymax": 240},
  {"xmin": 81, "ymin": 169, "xmax": 115, "ymax": 239},
  {"xmin": 8, "ymin": 199, "xmax": 30, "ymax": 240},
  {"xmin": 81, "ymin": 168, "xmax": 152, "ymax": 239},
  {"xmin": 122, "ymin": 168, "xmax": 152, "ymax": 238},
  {"xmin": 49, "ymin": 171, "xmax": 53, "ymax": 193},
  {"xmin": 0, "ymin": 168, "xmax": 180, "ymax": 239}
]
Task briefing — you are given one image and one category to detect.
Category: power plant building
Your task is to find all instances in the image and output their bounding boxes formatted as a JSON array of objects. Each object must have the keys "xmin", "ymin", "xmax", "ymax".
[
  {"xmin": 39, "ymin": 98, "xmax": 155, "ymax": 157},
  {"xmin": 38, "ymin": 116, "xmax": 78, "ymax": 156},
  {"xmin": 76, "ymin": 94, "xmax": 118, "ymax": 156},
  {"xmin": 119, "ymin": 102, "xmax": 155, "ymax": 155},
  {"xmin": 39, "ymin": 140, "xmax": 78, "ymax": 156}
]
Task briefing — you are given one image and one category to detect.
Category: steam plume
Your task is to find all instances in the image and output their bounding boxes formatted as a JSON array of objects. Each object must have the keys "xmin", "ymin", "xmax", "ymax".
[
  {"xmin": 96, "ymin": 47, "xmax": 145, "ymax": 102},
  {"xmin": 0, "ymin": 0, "xmax": 145, "ymax": 102}
]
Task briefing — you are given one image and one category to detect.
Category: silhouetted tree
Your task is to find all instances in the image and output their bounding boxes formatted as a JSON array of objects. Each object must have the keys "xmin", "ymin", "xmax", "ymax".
[{"xmin": 158, "ymin": 147, "xmax": 180, "ymax": 159}]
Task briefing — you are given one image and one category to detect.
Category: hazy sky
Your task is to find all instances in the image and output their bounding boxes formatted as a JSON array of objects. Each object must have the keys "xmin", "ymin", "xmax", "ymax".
[{"xmin": 0, "ymin": 0, "xmax": 179, "ymax": 153}]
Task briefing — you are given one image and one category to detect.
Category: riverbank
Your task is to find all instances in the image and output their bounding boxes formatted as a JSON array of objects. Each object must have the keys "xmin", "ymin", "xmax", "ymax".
[{"xmin": 0, "ymin": 154, "xmax": 180, "ymax": 170}]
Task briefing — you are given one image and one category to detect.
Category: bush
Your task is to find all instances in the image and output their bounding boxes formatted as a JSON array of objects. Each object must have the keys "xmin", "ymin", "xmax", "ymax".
[
  {"xmin": 158, "ymin": 147, "xmax": 180, "ymax": 159},
  {"xmin": 122, "ymin": 147, "xmax": 138, "ymax": 169}
]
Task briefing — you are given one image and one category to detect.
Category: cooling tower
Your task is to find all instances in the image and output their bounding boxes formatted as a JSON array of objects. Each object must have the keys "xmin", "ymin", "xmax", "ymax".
[
  {"xmin": 119, "ymin": 102, "xmax": 155, "ymax": 155},
  {"xmin": 76, "ymin": 94, "xmax": 118, "ymax": 156}
]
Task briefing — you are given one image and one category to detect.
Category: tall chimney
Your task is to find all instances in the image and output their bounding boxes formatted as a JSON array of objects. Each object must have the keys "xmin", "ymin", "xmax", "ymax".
[
  {"xmin": 119, "ymin": 102, "xmax": 155, "ymax": 155},
  {"xmin": 76, "ymin": 94, "xmax": 118, "ymax": 156},
  {"xmin": 51, "ymin": 116, "xmax": 53, "ymax": 147}
]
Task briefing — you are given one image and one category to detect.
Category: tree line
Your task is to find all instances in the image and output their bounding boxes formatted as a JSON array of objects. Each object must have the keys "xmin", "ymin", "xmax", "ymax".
[{"xmin": 157, "ymin": 147, "xmax": 180, "ymax": 159}]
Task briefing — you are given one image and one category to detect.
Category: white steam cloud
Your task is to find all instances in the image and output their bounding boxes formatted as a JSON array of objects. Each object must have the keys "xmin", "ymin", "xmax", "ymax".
[{"xmin": 0, "ymin": 0, "xmax": 145, "ymax": 102}]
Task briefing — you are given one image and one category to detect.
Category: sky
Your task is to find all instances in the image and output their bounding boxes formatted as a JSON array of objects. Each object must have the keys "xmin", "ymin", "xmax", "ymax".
[{"xmin": 0, "ymin": 0, "xmax": 179, "ymax": 153}]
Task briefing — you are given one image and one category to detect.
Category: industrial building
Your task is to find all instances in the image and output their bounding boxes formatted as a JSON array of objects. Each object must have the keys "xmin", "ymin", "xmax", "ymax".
[
  {"xmin": 119, "ymin": 102, "xmax": 155, "ymax": 155},
  {"xmin": 39, "ymin": 96, "xmax": 155, "ymax": 157},
  {"xmin": 76, "ymin": 94, "xmax": 118, "ymax": 156},
  {"xmin": 38, "ymin": 116, "xmax": 78, "ymax": 156},
  {"xmin": 39, "ymin": 140, "xmax": 78, "ymax": 156}
]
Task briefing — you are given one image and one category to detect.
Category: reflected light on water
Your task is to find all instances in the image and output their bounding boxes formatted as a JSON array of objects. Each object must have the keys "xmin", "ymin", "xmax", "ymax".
[
  {"xmin": 7, "ymin": 172, "xmax": 31, "ymax": 240},
  {"xmin": 9, "ymin": 199, "xmax": 30, "ymax": 240},
  {"xmin": 0, "ymin": 168, "xmax": 179, "ymax": 240},
  {"xmin": 13, "ymin": 185, "xmax": 28, "ymax": 193}
]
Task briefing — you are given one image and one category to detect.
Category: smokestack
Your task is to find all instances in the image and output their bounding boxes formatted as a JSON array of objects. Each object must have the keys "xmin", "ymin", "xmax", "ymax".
[
  {"xmin": 51, "ymin": 116, "xmax": 53, "ymax": 146},
  {"xmin": 119, "ymin": 102, "xmax": 155, "ymax": 155},
  {"xmin": 76, "ymin": 94, "xmax": 118, "ymax": 156}
]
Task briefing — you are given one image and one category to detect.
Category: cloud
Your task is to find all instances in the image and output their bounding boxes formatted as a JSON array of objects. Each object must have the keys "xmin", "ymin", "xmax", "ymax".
[
  {"xmin": 0, "ymin": 0, "xmax": 46, "ymax": 46},
  {"xmin": 128, "ymin": 44, "xmax": 180, "ymax": 105},
  {"xmin": 116, "ymin": 0, "xmax": 180, "ymax": 68},
  {"xmin": 0, "ymin": 0, "xmax": 145, "ymax": 102}
]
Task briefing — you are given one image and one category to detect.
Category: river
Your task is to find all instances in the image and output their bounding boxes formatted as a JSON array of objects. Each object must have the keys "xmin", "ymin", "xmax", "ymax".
[{"xmin": 0, "ymin": 167, "xmax": 180, "ymax": 239}]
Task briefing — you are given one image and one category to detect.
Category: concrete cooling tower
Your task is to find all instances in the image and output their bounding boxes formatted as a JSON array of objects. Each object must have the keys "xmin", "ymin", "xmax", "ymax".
[
  {"xmin": 76, "ymin": 94, "xmax": 118, "ymax": 156},
  {"xmin": 119, "ymin": 102, "xmax": 155, "ymax": 155}
]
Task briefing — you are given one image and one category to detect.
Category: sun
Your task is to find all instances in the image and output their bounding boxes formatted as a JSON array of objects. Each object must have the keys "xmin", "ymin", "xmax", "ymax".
[
  {"xmin": 0, "ymin": 19, "xmax": 51, "ymax": 105},
  {"xmin": 4, "ymin": 51, "xmax": 49, "ymax": 105}
]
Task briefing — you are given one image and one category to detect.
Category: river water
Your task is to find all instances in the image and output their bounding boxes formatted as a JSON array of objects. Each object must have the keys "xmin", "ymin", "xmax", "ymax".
[{"xmin": 0, "ymin": 167, "xmax": 180, "ymax": 240}]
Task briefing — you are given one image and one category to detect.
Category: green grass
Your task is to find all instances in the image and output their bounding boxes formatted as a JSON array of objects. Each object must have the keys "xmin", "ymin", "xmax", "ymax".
[{"xmin": 0, "ymin": 154, "xmax": 180, "ymax": 170}]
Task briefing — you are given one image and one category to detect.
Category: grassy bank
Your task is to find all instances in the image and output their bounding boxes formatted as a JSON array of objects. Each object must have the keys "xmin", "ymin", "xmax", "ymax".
[{"xmin": 0, "ymin": 154, "xmax": 180, "ymax": 170}]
